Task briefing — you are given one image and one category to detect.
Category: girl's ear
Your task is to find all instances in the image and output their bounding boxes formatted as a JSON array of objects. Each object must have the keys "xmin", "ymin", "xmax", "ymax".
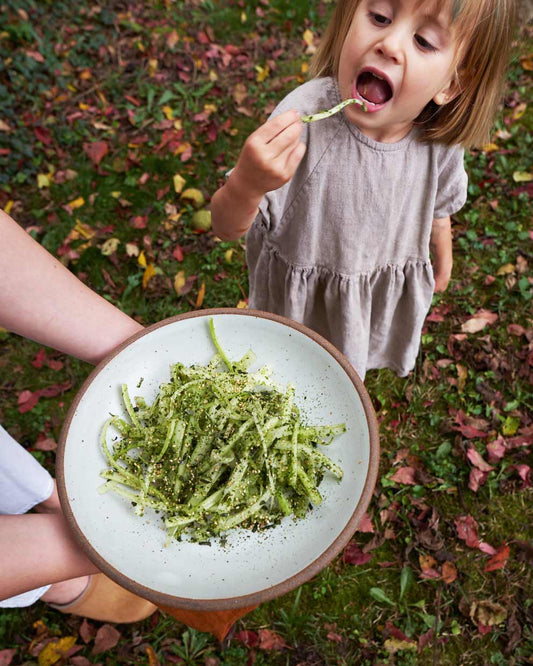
[{"xmin": 433, "ymin": 74, "xmax": 461, "ymax": 106}]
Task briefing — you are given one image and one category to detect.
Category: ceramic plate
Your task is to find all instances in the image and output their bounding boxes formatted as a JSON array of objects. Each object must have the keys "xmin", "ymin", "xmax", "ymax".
[{"xmin": 57, "ymin": 309, "xmax": 379, "ymax": 610}]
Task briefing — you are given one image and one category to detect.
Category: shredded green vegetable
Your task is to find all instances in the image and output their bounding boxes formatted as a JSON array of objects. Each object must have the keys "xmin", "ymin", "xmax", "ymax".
[
  {"xmin": 301, "ymin": 98, "xmax": 366, "ymax": 123},
  {"xmin": 99, "ymin": 319, "xmax": 346, "ymax": 543}
]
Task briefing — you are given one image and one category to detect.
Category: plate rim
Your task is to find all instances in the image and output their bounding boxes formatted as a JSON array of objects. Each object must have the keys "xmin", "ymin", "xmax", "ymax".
[{"xmin": 57, "ymin": 308, "xmax": 380, "ymax": 610}]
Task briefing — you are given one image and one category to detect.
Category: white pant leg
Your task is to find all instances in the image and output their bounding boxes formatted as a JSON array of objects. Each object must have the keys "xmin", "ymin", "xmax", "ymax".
[
  {"xmin": 0, "ymin": 424, "xmax": 54, "ymax": 514},
  {"xmin": 0, "ymin": 424, "xmax": 53, "ymax": 606}
]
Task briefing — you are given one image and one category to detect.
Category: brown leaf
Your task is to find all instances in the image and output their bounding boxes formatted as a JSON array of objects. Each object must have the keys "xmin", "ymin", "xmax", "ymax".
[
  {"xmin": 390, "ymin": 466, "xmax": 417, "ymax": 485},
  {"xmin": 92, "ymin": 625, "xmax": 121, "ymax": 655},
  {"xmin": 455, "ymin": 515, "xmax": 480, "ymax": 548},
  {"xmin": 144, "ymin": 645, "xmax": 160, "ymax": 666},
  {"xmin": 235, "ymin": 630, "xmax": 258, "ymax": 648},
  {"xmin": 79, "ymin": 618, "xmax": 96, "ymax": 644},
  {"xmin": 442, "ymin": 561, "xmax": 457, "ymax": 583},
  {"xmin": 469, "ymin": 600, "xmax": 507, "ymax": 627},
  {"xmin": 342, "ymin": 541, "xmax": 373, "ymax": 565},
  {"xmin": 83, "ymin": 141, "xmax": 109, "ymax": 166},
  {"xmin": 484, "ymin": 544, "xmax": 510, "ymax": 572},
  {"xmin": 257, "ymin": 629, "xmax": 288, "ymax": 651},
  {"xmin": 34, "ymin": 436, "xmax": 57, "ymax": 451},
  {"xmin": 356, "ymin": 511, "xmax": 374, "ymax": 533}
]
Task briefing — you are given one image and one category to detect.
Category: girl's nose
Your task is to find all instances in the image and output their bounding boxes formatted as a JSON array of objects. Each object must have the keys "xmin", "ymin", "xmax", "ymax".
[{"xmin": 375, "ymin": 30, "xmax": 404, "ymax": 64}]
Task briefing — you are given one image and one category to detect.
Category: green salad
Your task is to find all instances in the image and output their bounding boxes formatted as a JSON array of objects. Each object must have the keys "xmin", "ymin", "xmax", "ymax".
[{"xmin": 99, "ymin": 319, "xmax": 346, "ymax": 543}]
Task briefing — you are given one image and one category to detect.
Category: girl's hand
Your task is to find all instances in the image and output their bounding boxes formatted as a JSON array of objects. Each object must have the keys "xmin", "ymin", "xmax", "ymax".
[
  {"xmin": 230, "ymin": 110, "xmax": 306, "ymax": 200},
  {"xmin": 430, "ymin": 217, "xmax": 453, "ymax": 293}
]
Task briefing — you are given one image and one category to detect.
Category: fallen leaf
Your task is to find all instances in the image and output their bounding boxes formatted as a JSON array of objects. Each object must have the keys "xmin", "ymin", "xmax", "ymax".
[
  {"xmin": 195, "ymin": 281, "xmax": 205, "ymax": 308},
  {"xmin": 144, "ymin": 645, "xmax": 160, "ymax": 666},
  {"xmin": 101, "ymin": 238, "xmax": 120, "ymax": 256},
  {"xmin": 37, "ymin": 636, "xmax": 77, "ymax": 666},
  {"xmin": 78, "ymin": 619, "xmax": 96, "ymax": 644},
  {"xmin": 67, "ymin": 197, "xmax": 85, "ymax": 210},
  {"xmin": 92, "ymin": 625, "xmax": 120, "ymax": 655},
  {"xmin": 235, "ymin": 630, "xmax": 258, "ymax": 648},
  {"xmin": 390, "ymin": 466, "xmax": 417, "ymax": 485},
  {"xmin": 173, "ymin": 174, "xmax": 186, "ymax": 194},
  {"xmin": 384, "ymin": 638, "xmax": 417, "ymax": 654},
  {"xmin": 442, "ymin": 561, "xmax": 457, "ymax": 583},
  {"xmin": 484, "ymin": 544, "xmax": 510, "ymax": 572},
  {"xmin": 257, "ymin": 629, "xmax": 288, "ymax": 651},
  {"xmin": 181, "ymin": 188, "xmax": 205, "ymax": 207},
  {"xmin": 34, "ymin": 436, "xmax": 57, "ymax": 451},
  {"xmin": 342, "ymin": 541, "xmax": 373, "ymax": 565},
  {"xmin": 172, "ymin": 244, "xmax": 184, "ymax": 261},
  {"xmin": 468, "ymin": 468, "xmax": 489, "ymax": 492},
  {"xmin": 469, "ymin": 600, "xmax": 507, "ymax": 627},
  {"xmin": 356, "ymin": 511, "xmax": 375, "ymax": 533},
  {"xmin": 512, "ymin": 171, "xmax": 533, "ymax": 182},
  {"xmin": 142, "ymin": 264, "xmax": 156, "ymax": 289},
  {"xmin": 455, "ymin": 515, "xmax": 480, "ymax": 548},
  {"xmin": 461, "ymin": 309, "xmax": 498, "ymax": 334},
  {"xmin": 83, "ymin": 141, "xmax": 109, "ymax": 166},
  {"xmin": 466, "ymin": 446, "xmax": 494, "ymax": 472},
  {"xmin": 0, "ymin": 649, "xmax": 16, "ymax": 666}
]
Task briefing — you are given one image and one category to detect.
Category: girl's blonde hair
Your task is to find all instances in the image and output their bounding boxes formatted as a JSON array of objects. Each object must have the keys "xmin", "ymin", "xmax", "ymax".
[{"xmin": 309, "ymin": 0, "xmax": 517, "ymax": 147}]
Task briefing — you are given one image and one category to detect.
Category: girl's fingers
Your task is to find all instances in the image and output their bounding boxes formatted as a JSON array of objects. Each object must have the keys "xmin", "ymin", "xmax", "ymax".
[
  {"xmin": 269, "ymin": 118, "xmax": 304, "ymax": 159},
  {"xmin": 256, "ymin": 110, "xmax": 302, "ymax": 145},
  {"xmin": 284, "ymin": 141, "xmax": 307, "ymax": 174}
]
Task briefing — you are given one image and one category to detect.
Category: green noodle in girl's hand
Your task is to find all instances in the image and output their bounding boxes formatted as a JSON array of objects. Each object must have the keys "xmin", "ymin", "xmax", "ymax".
[
  {"xmin": 301, "ymin": 97, "xmax": 367, "ymax": 123},
  {"xmin": 99, "ymin": 319, "xmax": 346, "ymax": 544}
]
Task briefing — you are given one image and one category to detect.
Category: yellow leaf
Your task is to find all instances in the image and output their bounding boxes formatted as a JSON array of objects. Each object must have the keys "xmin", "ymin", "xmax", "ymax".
[
  {"xmin": 174, "ymin": 270, "xmax": 186, "ymax": 295},
  {"xmin": 195, "ymin": 281, "xmax": 205, "ymax": 308},
  {"xmin": 209, "ymin": 69, "xmax": 218, "ymax": 82},
  {"xmin": 162, "ymin": 105, "xmax": 174, "ymax": 120},
  {"xmin": 101, "ymin": 237, "xmax": 120, "ymax": 256},
  {"xmin": 138, "ymin": 250, "xmax": 147, "ymax": 267},
  {"xmin": 78, "ymin": 102, "xmax": 89, "ymax": 111},
  {"xmin": 255, "ymin": 65, "xmax": 270, "ymax": 83},
  {"xmin": 173, "ymin": 119, "xmax": 183, "ymax": 130},
  {"xmin": 513, "ymin": 171, "xmax": 533, "ymax": 182},
  {"xmin": 142, "ymin": 263, "xmax": 156, "ymax": 289},
  {"xmin": 496, "ymin": 263, "xmax": 515, "ymax": 276},
  {"xmin": 145, "ymin": 645, "xmax": 160, "ymax": 666},
  {"xmin": 303, "ymin": 29, "xmax": 314, "ymax": 47},
  {"xmin": 482, "ymin": 142, "xmax": 498, "ymax": 153},
  {"xmin": 173, "ymin": 174, "xmax": 186, "ymax": 194},
  {"xmin": 181, "ymin": 187, "xmax": 205, "ymax": 207},
  {"xmin": 79, "ymin": 69, "xmax": 92, "ymax": 80},
  {"xmin": 74, "ymin": 219, "xmax": 94, "ymax": 239},
  {"xmin": 4, "ymin": 200, "xmax": 13, "ymax": 215},
  {"xmin": 521, "ymin": 55, "xmax": 533, "ymax": 71},
  {"xmin": 38, "ymin": 636, "xmax": 77, "ymax": 666},
  {"xmin": 37, "ymin": 174, "xmax": 50, "ymax": 189},
  {"xmin": 512, "ymin": 102, "xmax": 526, "ymax": 120},
  {"xmin": 300, "ymin": 62, "xmax": 309, "ymax": 75},
  {"xmin": 225, "ymin": 249, "xmax": 233, "ymax": 263},
  {"xmin": 149, "ymin": 58, "xmax": 158, "ymax": 76},
  {"xmin": 67, "ymin": 196, "xmax": 85, "ymax": 209},
  {"xmin": 111, "ymin": 191, "xmax": 121, "ymax": 198},
  {"xmin": 241, "ymin": 11, "xmax": 247, "ymax": 22},
  {"xmin": 384, "ymin": 638, "xmax": 417, "ymax": 654},
  {"xmin": 236, "ymin": 300, "xmax": 248, "ymax": 309}
]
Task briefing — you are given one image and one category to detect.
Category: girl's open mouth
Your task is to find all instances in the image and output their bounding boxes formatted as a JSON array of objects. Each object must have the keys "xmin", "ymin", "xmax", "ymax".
[{"xmin": 354, "ymin": 70, "xmax": 393, "ymax": 109}]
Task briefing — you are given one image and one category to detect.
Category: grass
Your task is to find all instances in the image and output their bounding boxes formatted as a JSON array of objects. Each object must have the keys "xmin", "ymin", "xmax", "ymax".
[{"xmin": 0, "ymin": 1, "xmax": 532, "ymax": 664}]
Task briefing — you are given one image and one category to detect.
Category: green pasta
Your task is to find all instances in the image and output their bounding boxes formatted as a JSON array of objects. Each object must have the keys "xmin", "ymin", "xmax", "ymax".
[
  {"xmin": 99, "ymin": 319, "xmax": 345, "ymax": 543},
  {"xmin": 301, "ymin": 97, "xmax": 366, "ymax": 123}
]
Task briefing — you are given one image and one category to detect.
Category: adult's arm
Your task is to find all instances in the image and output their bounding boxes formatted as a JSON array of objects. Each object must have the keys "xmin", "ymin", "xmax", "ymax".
[
  {"xmin": 0, "ymin": 209, "xmax": 143, "ymax": 364},
  {"xmin": 0, "ymin": 513, "xmax": 98, "ymax": 600}
]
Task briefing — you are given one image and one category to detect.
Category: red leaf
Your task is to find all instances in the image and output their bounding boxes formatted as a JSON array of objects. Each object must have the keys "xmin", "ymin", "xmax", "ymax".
[
  {"xmin": 0, "ymin": 649, "xmax": 16, "ymax": 666},
  {"xmin": 34, "ymin": 126, "xmax": 52, "ymax": 145},
  {"xmin": 235, "ymin": 631, "xmax": 258, "ymax": 648},
  {"xmin": 257, "ymin": 629, "xmax": 288, "ymax": 651},
  {"xmin": 326, "ymin": 631, "xmax": 343, "ymax": 643},
  {"xmin": 83, "ymin": 140, "xmax": 109, "ymax": 166},
  {"xmin": 92, "ymin": 625, "xmax": 121, "ymax": 655},
  {"xmin": 455, "ymin": 515, "xmax": 480, "ymax": 548},
  {"xmin": 79, "ymin": 618, "xmax": 96, "ymax": 644},
  {"xmin": 487, "ymin": 436, "xmax": 506, "ymax": 463},
  {"xmin": 512, "ymin": 464, "xmax": 532, "ymax": 488},
  {"xmin": 452, "ymin": 410, "xmax": 489, "ymax": 439},
  {"xmin": 478, "ymin": 542, "xmax": 497, "ymax": 555},
  {"xmin": 34, "ymin": 436, "xmax": 57, "ymax": 451},
  {"xmin": 130, "ymin": 215, "xmax": 148, "ymax": 229},
  {"xmin": 466, "ymin": 446, "xmax": 494, "ymax": 472},
  {"xmin": 484, "ymin": 544, "xmax": 510, "ymax": 572},
  {"xmin": 390, "ymin": 466, "xmax": 417, "ymax": 485},
  {"xmin": 356, "ymin": 511, "xmax": 374, "ymax": 533},
  {"xmin": 31, "ymin": 348, "xmax": 47, "ymax": 369},
  {"xmin": 418, "ymin": 628, "xmax": 434, "ymax": 651},
  {"xmin": 468, "ymin": 468, "xmax": 489, "ymax": 492},
  {"xmin": 342, "ymin": 542, "xmax": 373, "ymax": 565},
  {"xmin": 172, "ymin": 244, "xmax": 184, "ymax": 261},
  {"xmin": 17, "ymin": 390, "xmax": 39, "ymax": 413},
  {"xmin": 478, "ymin": 624, "xmax": 492, "ymax": 635}
]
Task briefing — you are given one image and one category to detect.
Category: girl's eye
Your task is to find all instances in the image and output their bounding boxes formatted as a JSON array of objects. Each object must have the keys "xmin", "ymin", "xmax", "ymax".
[
  {"xmin": 415, "ymin": 34, "xmax": 437, "ymax": 52},
  {"xmin": 369, "ymin": 12, "xmax": 391, "ymax": 26}
]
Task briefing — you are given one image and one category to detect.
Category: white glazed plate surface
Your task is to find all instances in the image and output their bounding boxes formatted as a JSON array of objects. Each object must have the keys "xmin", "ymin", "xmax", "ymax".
[{"xmin": 58, "ymin": 310, "xmax": 378, "ymax": 609}]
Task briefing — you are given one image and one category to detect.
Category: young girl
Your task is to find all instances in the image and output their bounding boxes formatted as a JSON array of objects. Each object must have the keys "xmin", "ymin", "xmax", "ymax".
[{"xmin": 210, "ymin": 0, "xmax": 516, "ymax": 380}]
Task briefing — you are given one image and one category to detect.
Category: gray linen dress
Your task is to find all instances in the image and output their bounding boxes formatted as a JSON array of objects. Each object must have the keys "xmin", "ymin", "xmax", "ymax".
[{"xmin": 246, "ymin": 77, "xmax": 468, "ymax": 379}]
